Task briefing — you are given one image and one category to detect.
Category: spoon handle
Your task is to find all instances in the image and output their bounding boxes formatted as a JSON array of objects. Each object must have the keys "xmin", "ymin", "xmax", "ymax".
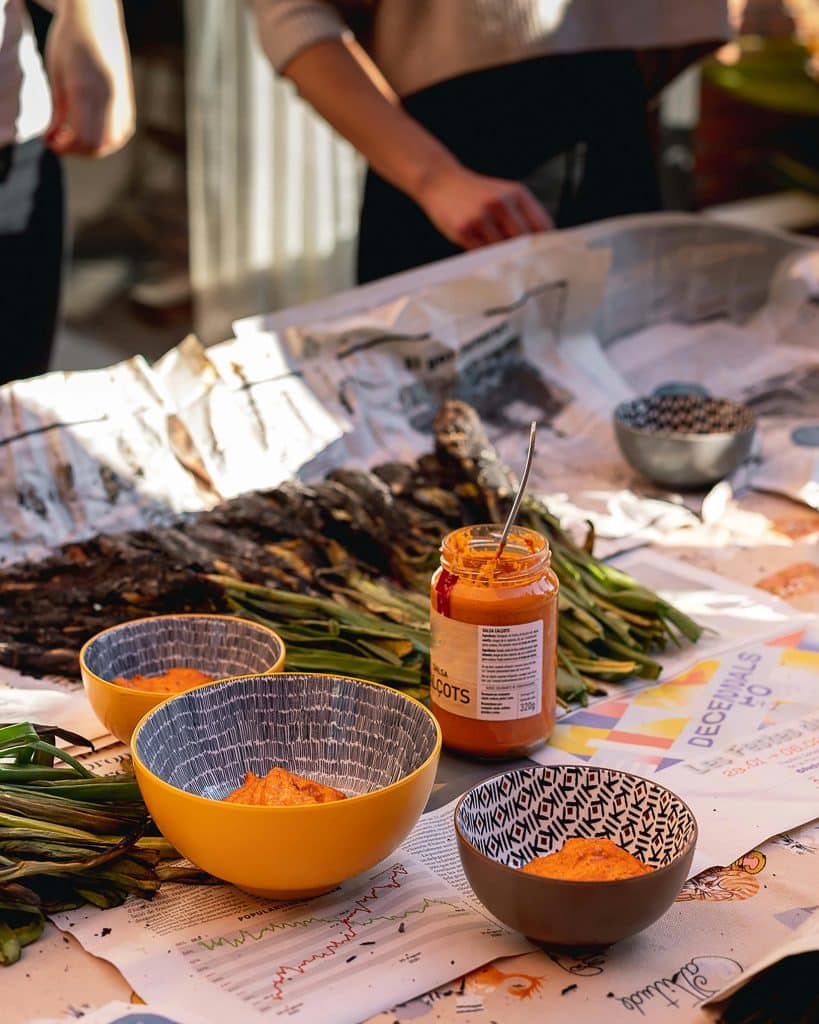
[{"xmin": 496, "ymin": 421, "xmax": 537, "ymax": 560}]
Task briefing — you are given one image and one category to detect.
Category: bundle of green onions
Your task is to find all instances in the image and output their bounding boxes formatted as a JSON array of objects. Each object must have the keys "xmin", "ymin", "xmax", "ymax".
[
  {"xmin": 0, "ymin": 722, "xmax": 206, "ymax": 965},
  {"xmin": 519, "ymin": 497, "xmax": 704, "ymax": 705},
  {"xmin": 215, "ymin": 529, "xmax": 703, "ymax": 710},
  {"xmin": 216, "ymin": 574, "xmax": 431, "ymax": 705}
]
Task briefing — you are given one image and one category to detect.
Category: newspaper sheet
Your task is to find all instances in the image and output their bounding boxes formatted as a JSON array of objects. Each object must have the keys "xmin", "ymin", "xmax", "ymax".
[
  {"xmin": 0, "ymin": 358, "xmax": 212, "ymax": 567},
  {"xmin": 225, "ymin": 216, "xmax": 819, "ymax": 543},
  {"xmin": 43, "ymin": 804, "xmax": 819, "ymax": 1024},
  {"xmin": 154, "ymin": 332, "xmax": 346, "ymax": 500},
  {"xmin": 373, "ymin": 820, "xmax": 819, "ymax": 1024},
  {"xmin": 53, "ymin": 844, "xmax": 531, "ymax": 1024},
  {"xmin": 0, "ymin": 669, "xmax": 105, "ymax": 741},
  {"xmin": 266, "ymin": 226, "xmax": 819, "ymax": 533},
  {"xmin": 236, "ymin": 212, "xmax": 819, "ymax": 516},
  {"xmin": 666, "ymin": 710, "xmax": 819, "ymax": 876},
  {"xmin": 548, "ymin": 627, "xmax": 819, "ymax": 770},
  {"xmin": 30, "ymin": 1004, "xmax": 211, "ymax": 1024},
  {"xmin": 3, "ymin": 214, "xmax": 818, "ymax": 568},
  {"xmin": 243, "ymin": 233, "xmax": 620, "ymax": 510}
]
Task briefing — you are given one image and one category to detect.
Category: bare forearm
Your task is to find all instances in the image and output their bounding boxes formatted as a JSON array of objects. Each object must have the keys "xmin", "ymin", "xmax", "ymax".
[
  {"xmin": 31, "ymin": 0, "xmax": 122, "ymax": 16},
  {"xmin": 281, "ymin": 34, "xmax": 551, "ymax": 248},
  {"xmin": 44, "ymin": 0, "xmax": 134, "ymax": 157},
  {"xmin": 33, "ymin": 0, "xmax": 128, "ymax": 44},
  {"xmin": 283, "ymin": 37, "xmax": 460, "ymax": 202}
]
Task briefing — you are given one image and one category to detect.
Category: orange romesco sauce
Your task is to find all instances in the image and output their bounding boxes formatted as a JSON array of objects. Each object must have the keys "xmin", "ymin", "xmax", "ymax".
[
  {"xmin": 112, "ymin": 667, "xmax": 214, "ymax": 694},
  {"xmin": 521, "ymin": 837, "xmax": 654, "ymax": 881},
  {"xmin": 430, "ymin": 525, "xmax": 558, "ymax": 758},
  {"xmin": 222, "ymin": 767, "xmax": 347, "ymax": 806}
]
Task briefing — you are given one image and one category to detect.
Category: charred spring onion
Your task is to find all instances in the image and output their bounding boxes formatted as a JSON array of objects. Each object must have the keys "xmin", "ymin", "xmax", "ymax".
[
  {"xmin": 0, "ymin": 402, "xmax": 704, "ymax": 710},
  {"xmin": 217, "ymin": 516, "xmax": 703, "ymax": 710}
]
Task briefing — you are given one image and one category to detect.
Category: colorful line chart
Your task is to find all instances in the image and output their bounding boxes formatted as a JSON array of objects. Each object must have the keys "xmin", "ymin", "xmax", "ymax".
[
  {"xmin": 55, "ymin": 841, "xmax": 530, "ymax": 1024},
  {"xmin": 168, "ymin": 856, "xmax": 524, "ymax": 1021}
]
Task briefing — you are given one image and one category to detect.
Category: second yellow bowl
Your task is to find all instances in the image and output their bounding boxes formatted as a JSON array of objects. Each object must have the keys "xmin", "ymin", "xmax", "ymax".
[{"xmin": 80, "ymin": 613, "xmax": 285, "ymax": 742}]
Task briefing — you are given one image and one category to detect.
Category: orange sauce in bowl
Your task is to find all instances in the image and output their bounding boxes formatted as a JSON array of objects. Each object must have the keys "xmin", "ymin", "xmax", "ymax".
[
  {"xmin": 522, "ymin": 838, "xmax": 654, "ymax": 881},
  {"xmin": 222, "ymin": 767, "xmax": 347, "ymax": 806},
  {"xmin": 112, "ymin": 667, "xmax": 214, "ymax": 694}
]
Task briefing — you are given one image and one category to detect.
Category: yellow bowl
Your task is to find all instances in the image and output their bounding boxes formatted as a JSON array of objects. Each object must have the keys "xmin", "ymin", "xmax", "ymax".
[
  {"xmin": 131, "ymin": 673, "xmax": 441, "ymax": 898},
  {"xmin": 80, "ymin": 613, "xmax": 285, "ymax": 742}
]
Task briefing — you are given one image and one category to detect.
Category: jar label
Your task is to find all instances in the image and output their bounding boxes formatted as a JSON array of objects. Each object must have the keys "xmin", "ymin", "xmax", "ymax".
[{"xmin": 430, "ymin": 610, "xmax": 543, "ymax": 720}]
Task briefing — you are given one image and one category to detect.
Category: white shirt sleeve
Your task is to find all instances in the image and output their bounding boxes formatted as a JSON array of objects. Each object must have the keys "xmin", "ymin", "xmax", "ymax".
[
  {"xmin": 245, "ymin": 0, "xmax": 349, "ymax": 73},
  {"xmin": 0, "ymin": 1, "xmax": 52, "ymax": 147}
]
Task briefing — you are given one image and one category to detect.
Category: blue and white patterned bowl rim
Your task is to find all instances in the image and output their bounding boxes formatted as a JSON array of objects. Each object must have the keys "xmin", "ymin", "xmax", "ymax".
[
  {"xmin": 454, "ymin": 765, "xmax": 696, "ymax": 876},
  {"xmin": 132, "ymin": 672, "xmax": 441, "ymax": 805},
  {"xmin": 81, "ymin": 613, "xmax": 284, "ymax": 684}
]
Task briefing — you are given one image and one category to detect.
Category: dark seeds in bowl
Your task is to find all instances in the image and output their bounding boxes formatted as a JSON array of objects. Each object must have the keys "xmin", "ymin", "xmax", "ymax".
[{"xmin": 616, "ymin": 395, "xmax": 755, "ymax": 436}]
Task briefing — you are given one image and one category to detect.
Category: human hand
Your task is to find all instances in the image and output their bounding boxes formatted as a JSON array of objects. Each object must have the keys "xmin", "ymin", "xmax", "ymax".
[
  {"xmin": 415, "ymin": 162, "xmax": 552, "ymax": 249},
  {"xmin": 45, "ymin": 0, "xmax": 135, "ymax": 158}
]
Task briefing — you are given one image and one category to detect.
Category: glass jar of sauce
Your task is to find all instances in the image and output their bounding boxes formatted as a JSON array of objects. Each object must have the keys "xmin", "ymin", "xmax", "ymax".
[{"xmin": 429, "ymin": 524, "xmax": 558, "ymax": 759}]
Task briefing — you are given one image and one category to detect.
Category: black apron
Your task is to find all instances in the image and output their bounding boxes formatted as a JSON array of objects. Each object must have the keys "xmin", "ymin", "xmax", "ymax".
[{"xmin": 357, "ymin": 49, "xmax": 660, "ymax": 283}]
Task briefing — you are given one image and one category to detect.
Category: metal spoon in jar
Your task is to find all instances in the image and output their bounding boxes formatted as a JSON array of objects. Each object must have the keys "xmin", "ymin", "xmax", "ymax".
[{"xmin": 495, "ymin": 420, "xmax": 538, "ymax": 563}]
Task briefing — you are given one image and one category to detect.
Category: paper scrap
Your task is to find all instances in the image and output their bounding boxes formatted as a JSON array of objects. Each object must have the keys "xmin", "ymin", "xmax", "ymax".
[
  {"xmin": 663, "ymin": 710, "xmax": 819, "ymax": 877},
  {"xmin": 537, "ymin": 629, "xmax": 819, "ymax": 776},
  {"xmin": 29, "ymin": 1002, "xmax": 211, "ymax": 1024}
]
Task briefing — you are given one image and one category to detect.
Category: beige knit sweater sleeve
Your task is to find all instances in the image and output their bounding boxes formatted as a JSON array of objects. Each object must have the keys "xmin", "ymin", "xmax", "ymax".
[
  {"xmin": 247, "ymin": 1, "xmax": 733, "ymax": 98},
  {"xmin": 245, "ymin": 0, "xmax": 349, "ymax": 72}
]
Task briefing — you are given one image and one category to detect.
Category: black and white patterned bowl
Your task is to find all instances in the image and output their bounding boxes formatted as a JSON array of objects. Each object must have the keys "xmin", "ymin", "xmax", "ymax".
[
  {"xmin": 613, "ymin": 393, "xmax": 756, "ymax": 489},
  {"xmin": 131, "ymin": 673, "xmax": 441, "ymax": 898},
  {"xmin": 455, "ymin": 764, "xmax": 697, "ymax": 947},
  {"xmin": 80, "ymin": 613, "xmax": 286, "ymax": 742}
]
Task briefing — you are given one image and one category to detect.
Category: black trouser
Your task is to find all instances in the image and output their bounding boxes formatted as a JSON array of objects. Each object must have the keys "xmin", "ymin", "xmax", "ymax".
[
  {"xmin": 357, "ymin": 49, "xmax": 660, "ymax": 284},
  {"xmin": 0, "ymin": 137, "xmax": 64, "ymax": 384}
]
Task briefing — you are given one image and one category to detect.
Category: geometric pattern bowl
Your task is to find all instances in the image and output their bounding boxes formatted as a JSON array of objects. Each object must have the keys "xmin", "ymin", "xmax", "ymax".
[
  {"xmin": 455, "ymin": 765, "xmax": 698, "ymax": 948},
  {"xmin": 131, "ymin": 673, "xmax": 441, "ymax": 898},
  {"xmin": 80, "ymin": 613, "xmax": 286, "ymax": 742}
]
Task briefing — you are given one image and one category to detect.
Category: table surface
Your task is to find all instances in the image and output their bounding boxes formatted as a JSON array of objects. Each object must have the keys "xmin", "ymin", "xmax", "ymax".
[{"xmin": 8, "ymin": 489, "xmax": 819, "ymax": 1024}]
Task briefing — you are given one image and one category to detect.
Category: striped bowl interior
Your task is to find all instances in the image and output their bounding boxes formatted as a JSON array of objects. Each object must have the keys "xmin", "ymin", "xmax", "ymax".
[
  {"xmin": 134, "ymin": 673, "xmax": 440, "ymax": 800},
  {"xmin": 457, "ymin": 765, "xmax": 697, "ymax": 870},
  {"xmin": 83, "ymin": 614, "xmax": 283, "ymax": 682}
]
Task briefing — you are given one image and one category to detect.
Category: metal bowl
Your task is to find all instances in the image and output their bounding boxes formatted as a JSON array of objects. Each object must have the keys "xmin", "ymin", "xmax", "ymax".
[{"xmin": 613, "ymin": 392, "xmax": 756, "ymax": 490}]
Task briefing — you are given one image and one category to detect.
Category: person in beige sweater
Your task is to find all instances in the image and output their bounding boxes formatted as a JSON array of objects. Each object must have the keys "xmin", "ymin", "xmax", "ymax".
[{"xmin": 247, "ymin": 1, "xmax": 732, "ymax": 282}]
